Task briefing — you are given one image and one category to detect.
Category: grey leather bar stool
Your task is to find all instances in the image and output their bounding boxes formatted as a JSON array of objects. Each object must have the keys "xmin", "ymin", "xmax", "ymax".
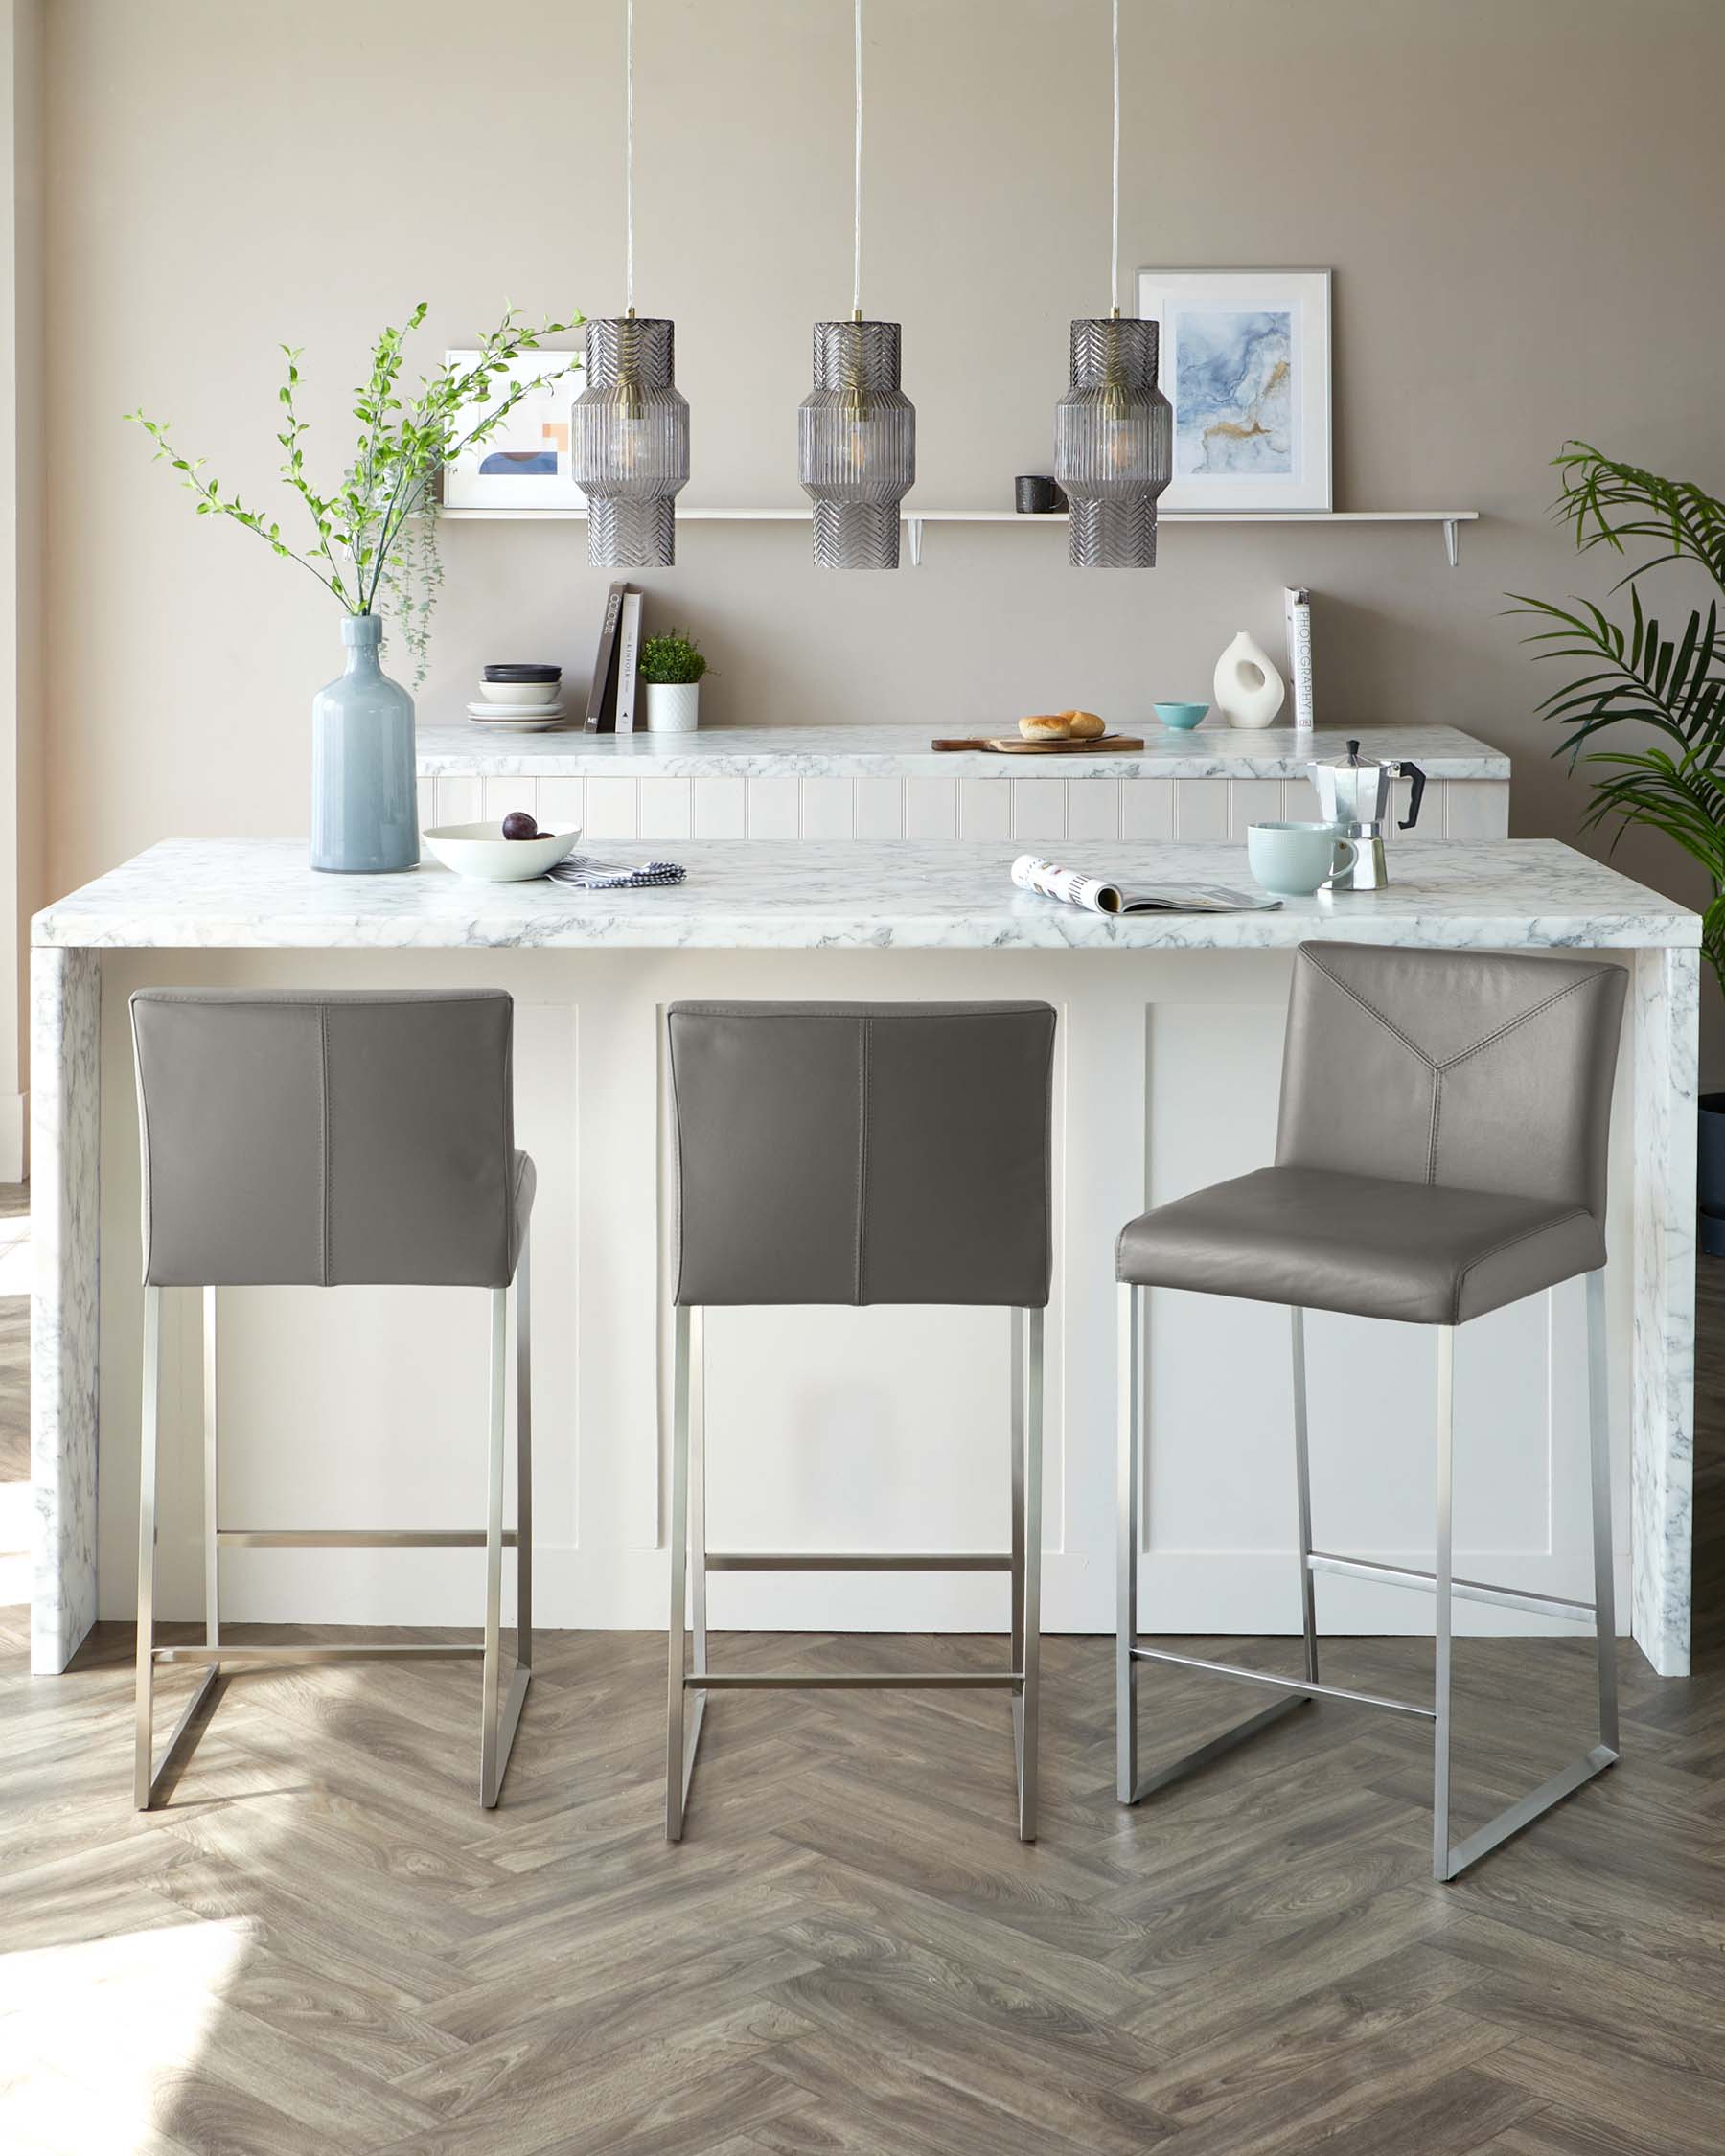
[
  {"xmin": 664, "ymin": 999, "xmax": 1056, "ymax": 1842},
  {"xmin": 129, "ymin": 989, "xmax": 536, "ymax": 1811},
  {"xmin": 1116, "ymin": 943, "xmax": 1627, "ymax": 1880}
]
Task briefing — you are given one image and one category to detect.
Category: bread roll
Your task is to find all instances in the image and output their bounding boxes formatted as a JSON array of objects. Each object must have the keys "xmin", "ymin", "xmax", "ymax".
[
  {"xmin": 1019, "ymin": 713, "xmax": 1073, "ymax": 740},
  {"xmin": 1064, "ymin": 709, "xmax": 1106, "ymax": 739}
]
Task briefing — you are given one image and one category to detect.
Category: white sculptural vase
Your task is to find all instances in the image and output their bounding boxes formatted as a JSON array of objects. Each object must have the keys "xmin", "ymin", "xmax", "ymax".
[{"xmin": 1212, "ymin": 631, "xmax": 1286, "ymax": 730}]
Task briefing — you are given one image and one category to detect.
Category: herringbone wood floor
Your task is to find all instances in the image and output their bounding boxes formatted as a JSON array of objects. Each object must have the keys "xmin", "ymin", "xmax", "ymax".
[{"xmin": 3, "ymin": 1254, "xmax": 1723, "ymax": 2154}]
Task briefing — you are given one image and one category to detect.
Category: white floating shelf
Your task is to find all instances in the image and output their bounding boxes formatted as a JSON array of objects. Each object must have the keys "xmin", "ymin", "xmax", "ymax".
[{"xmin": 437, "ymin": 504, "xmax": 1480, "ymax": 565}]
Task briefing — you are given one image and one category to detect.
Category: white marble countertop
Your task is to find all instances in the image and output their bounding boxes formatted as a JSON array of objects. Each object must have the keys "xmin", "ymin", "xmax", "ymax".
[
  {"xmin": 34, "ymin": 837, "xmax": 1695, "ymax": 952},
  {"xmin": 415, "ymin": 722, "xmax": 1510, "ymax": 782}
]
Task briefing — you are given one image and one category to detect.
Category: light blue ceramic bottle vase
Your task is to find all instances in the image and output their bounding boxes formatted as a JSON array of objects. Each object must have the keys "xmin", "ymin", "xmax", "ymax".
[{"xmin": 310, "ymin": 614, "xmax": 419, "ymax": 874}]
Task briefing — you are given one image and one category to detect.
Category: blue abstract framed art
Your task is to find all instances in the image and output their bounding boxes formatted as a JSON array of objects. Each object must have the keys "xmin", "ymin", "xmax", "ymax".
[{"xmin": 1135, "ymin": 268, "xmax": 1331, "ymax": 512}]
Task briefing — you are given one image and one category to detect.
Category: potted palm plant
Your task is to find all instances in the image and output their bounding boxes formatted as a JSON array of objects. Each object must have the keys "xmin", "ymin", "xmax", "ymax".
[
  {"xmin": 1513, "ymin": 443, "xmax": 1725, "ymax": 1252},
  {"xmin": 129, "ymin": 303, "xmax": 580, "ymax": 872}
]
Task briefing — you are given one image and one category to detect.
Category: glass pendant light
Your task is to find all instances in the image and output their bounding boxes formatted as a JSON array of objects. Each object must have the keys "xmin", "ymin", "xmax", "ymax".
[
  {"xmin": 571, "ymin": 0, "xmax": 690, "ymax": 568},
  {"xmin": 1054, "ymin": 0, "xmax": 1171, "ymax": 567},
  {"xmin": 798, "ymin": 0, "xmax": 915, "ymax": 570}
]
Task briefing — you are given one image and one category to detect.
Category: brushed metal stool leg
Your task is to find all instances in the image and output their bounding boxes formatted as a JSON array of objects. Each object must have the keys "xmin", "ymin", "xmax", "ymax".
[
  {"xmin": 479, "ymin": 1286, "xmax": 508, "ymax": 1807},
  {"xmin": 690, "ymin": 1307, "xmax": 708, "ymax": 1689},
  {"xmin": 203, "ymin": 1288, "xmax": 219, "ymax": 1651},
  {"xmin": 1018, "ymin": 1308, "xmax": 1044, "ymax": 1843},
  {"xmin": 685, "ymin": 1306, "xmax": 709, "ymax": 1804},
  {"xmin": 1116, "ymin": 1283, "xmax": 1139, "ymax": 1804},
  {"xmin": 1587, "ymin": 1269, "xmax": 1619, "ymax": 1754},
  {"xmin": 516, "ymin": 1227, "xmax": 534, "ymax": 1679},
  {"xmin": 1430, "ymin": 1293, "xmax": 1618, "ymax": 1881},
  {"xmin": 133, "ymin": 1286, "xmax": 162, "ymax": 1810},
  {"xmin": 1010, "ymin": 1308, "xmax": 1025, "ymax": 1780},
  {"xmin": 478, "ymin": 1230, "xmax": 535, "ymax": 1808},
  {"xmin": 666, "ymin": 1303, "xmax": 691, "ymax": 1841},
  {"xmin": 1120, "ymin": 1285, "xmax": 1310, "ymax": 1806},
  {"xmin": 135, "ymin": 1283, "xmax": 218, "ymax": 1811},
  {"xmin": 1291, "ymin": 1308, "xmax": 1319, "ymax": 1685},
  {"xmin": 1433, "ymin": 1324, "xmax": 1456, "ymax": 1880}
]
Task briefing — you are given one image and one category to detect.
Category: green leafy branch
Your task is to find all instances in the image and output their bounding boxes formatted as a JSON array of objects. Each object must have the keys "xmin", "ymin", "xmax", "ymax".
[
  {"xmin": 1548, "ymin": 439, "xmax": 1725, "ymax": 591},
  {"xmin": 128, "ymin": 301, "xmax": 586, "ymax": 677},
  {"xmin": 1509, "ymin": 442, "xmax": 1725, "ymax": 998}
]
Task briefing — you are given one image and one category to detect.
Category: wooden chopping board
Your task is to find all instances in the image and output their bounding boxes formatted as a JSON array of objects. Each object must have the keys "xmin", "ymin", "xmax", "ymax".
[{"xmin": 932, "ymin": 734, "xmax": 1144, "ymax": 755}]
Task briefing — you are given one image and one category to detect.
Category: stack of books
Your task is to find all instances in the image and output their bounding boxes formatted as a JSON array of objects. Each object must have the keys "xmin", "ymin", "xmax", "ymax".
[{"xmin": 584, "ymin": 580, "xmax": 643, "ymax": 733}]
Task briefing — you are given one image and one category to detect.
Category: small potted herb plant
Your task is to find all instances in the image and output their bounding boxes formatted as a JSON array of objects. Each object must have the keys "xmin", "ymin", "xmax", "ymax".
[{"xmin": 639, "ymin": 630, "xmax": 708, "ymax": 733}]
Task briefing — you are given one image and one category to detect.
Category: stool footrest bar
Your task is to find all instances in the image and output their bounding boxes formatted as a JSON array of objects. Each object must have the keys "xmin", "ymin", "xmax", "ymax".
[
  {"xmin": 155, "ymin": 1642, "xmax": 487, "ymax": 1664},
  {"xmin": 1129, "ymin": 1643, "xmax": 1435, "ymax": 1721},
  {"xmin": 217, "ymin": 1528, "xmax": 517, "ymax": 1548},
  {"xmin": 686, "ymin": 1670, "xmax": 1022, "ymax": 1690},
  {"xmin": 1307, "ymin": 1550, "xmax": 1594, "ymax": 1624},
  {"xmin": 1440, "ymin": 1744, "xmax": 1617, "ymax": 1880},
  {"xmin": 705, "ymin": 1550, "xmax": 1011, "ymax": 1571}
]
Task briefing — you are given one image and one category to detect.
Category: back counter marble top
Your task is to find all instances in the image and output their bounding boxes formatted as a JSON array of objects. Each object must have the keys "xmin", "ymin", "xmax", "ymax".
[
  {"xmin": 33, "ymin": 837, "xmax": 1694, "ymax": 952},
  {"xmin": 415, "ymin": 722, "xmax": 1510, "ymax": 782}
]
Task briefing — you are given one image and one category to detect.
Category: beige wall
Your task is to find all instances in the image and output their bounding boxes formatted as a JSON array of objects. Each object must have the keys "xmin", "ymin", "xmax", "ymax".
[
  {"xmin": 38, "ymin": 0, "xmax": 1725, "ymax": 1065},
  {"xmin": 0, "ymin": 0, "xmax": 43, "ymax": 1174}
]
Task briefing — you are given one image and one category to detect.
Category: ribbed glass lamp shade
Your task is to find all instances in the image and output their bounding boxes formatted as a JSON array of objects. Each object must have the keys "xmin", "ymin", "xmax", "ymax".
[
  {"xmin": 797, "ymin": 319, "xmax": 915, "ymax": 570},
  {"xmin": 570, "ymin": 316, "xmax": 690, "ymax": 568},
  {"xmin": 1054, "ymin": 317, "xmax": 1172, "ymax": 568}
]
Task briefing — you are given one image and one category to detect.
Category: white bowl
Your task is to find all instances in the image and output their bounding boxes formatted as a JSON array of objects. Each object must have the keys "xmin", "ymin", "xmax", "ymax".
[
  {"xmin": 423, "ymin": 821, "xmax": 580, "ymax": 882},
  {"xmin": 479, "ymin": 677, "xmax": 563, "ymax": 705}
]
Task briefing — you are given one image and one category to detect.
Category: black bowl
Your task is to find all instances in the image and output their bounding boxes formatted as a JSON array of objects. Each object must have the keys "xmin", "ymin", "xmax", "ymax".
[{"xmin": 484, "ymin": 663, "xmax": 562, "ymax": 683}]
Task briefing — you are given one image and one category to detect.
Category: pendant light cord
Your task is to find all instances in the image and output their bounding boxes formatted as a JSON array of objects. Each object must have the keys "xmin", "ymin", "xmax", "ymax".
[
  {"xmin": 853, "ymin": 0, "xmax": 863, "ymax": 317},
  {"xmin": 1110, "ymin": 0, "xmax": 1120, "ymax": 313},
  {"xmin": 625, "ymin": 0, "xmax": 635, "ymax": 312}
]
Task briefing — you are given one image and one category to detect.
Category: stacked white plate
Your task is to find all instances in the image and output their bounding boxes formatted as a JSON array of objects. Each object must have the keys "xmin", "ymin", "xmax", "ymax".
[{"xmin": 466, "ymin": 700, "xmax": 567, "ymax": 732}]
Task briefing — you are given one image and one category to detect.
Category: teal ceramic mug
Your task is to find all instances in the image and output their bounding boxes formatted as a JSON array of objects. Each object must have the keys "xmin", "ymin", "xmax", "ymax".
[{"xmin": 1246, "ymin": 820, "xmax": 1360, "ymax": 897}]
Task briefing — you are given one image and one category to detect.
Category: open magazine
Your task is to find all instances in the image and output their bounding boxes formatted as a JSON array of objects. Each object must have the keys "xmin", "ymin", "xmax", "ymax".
[{"xmin": 1011, "ymin": 855, "xmax": 1281, "ymax": 915}]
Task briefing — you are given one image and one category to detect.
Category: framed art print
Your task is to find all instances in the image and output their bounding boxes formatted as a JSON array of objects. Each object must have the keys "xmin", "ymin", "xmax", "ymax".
[
  {"xmin": 1135, "ymin": 268, "xmax": 1331, "ymax": 512},
  {"xmin": 440, "ymin": 349, "xmax": 586, "ymax": 510}
]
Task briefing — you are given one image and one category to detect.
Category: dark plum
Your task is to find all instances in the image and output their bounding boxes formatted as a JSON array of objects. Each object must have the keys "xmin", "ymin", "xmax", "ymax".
[{"xmin": 501, "ymin": 811, "xmax": 540, "ymax": 841}]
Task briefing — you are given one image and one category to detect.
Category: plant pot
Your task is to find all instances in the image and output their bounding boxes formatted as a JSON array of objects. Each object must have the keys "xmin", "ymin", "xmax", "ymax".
[
  {"xmin": 646, "ymin": 680, "xmax": 700, "ymax": 733},
  {"xmin": 1700, "ymin": 1092, "xmax": 1725, "ymax": 1257},
  {"xmin": 310, "ymin": 615, "xmax": 419, "ymax": 873}
]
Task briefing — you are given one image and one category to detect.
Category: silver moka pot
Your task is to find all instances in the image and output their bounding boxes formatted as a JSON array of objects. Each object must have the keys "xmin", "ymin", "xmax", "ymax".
[{"xmin": 1307, "ymin": 739, "xmax": 1428, "ymax": 891}]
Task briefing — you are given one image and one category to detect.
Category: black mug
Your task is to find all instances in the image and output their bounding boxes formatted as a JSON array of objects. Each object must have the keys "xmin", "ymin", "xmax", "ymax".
[{"xmin": 1015, "ymin": 475, "xmax": 1062, "ymax": 515}]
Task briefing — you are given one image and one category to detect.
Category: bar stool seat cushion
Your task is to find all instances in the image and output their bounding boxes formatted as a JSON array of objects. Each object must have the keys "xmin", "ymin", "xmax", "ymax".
[
  {"xmin": 132, "ymin": 988, "xmax": 532, "ymax": 1288},
  {"xmin": 1115, "ymin": 1165, "xmax": 1604, "ymax": 1326},
  {"xmin": 667, "ymin": 1000, "xmax": 1055, "ymax": 1307}
]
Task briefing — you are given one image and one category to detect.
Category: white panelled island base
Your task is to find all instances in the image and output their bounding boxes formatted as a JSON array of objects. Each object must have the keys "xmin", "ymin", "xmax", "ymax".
[{"xmin": 32, "ymin": 837, "xmax": 1697, "ymax": 1679}]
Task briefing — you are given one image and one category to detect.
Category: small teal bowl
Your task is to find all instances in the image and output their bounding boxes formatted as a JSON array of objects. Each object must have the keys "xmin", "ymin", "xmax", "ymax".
[{"xmin": 1154, "ymin": 701, "xmax": 1209, "ymax": 731}]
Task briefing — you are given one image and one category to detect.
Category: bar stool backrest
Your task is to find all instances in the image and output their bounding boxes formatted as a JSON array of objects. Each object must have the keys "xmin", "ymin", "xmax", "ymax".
[
  {"xmin": 667, "ymin": 1000, "xmax": 1056, "ymax": 1307},
  {"xmin": 130, "ymin": 988, "xmax": 519, "ymax": 1288},
  {"xmin": 1276, "ymin": 943, "xmax": 1627, "ymax": 1221}
]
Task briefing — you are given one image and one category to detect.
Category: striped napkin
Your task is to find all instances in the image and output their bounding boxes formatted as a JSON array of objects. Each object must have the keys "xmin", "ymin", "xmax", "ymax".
[{"xmin": 547, "ymin": 855, "xmax": 687, "ymax": 890}]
